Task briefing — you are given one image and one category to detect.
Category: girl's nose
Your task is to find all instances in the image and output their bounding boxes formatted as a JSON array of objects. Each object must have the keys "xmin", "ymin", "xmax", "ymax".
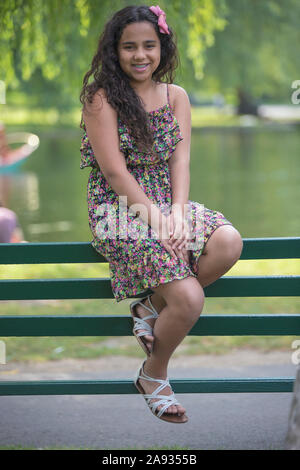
[
  {"xmin": 133, "ymin": 55, "xmax": 147, "ymax": 61},
  {"xmin": 133, "ymin": 49, "xmax": 147, "ymax": 59}
]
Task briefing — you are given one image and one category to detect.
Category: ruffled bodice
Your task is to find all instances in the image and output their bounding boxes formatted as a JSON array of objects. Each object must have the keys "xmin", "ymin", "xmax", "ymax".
[{"xmin": 79, "ymin": 103, "xmax": 183, "ymax": 171}]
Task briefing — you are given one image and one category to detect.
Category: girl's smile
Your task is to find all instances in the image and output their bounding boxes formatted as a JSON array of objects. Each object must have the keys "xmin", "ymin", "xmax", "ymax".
[
  {"xmin": 118, "ymin": 22, "xmax": 161, "ymax": 86},
  {"xmin": 132, "ymin": 64, "xmax": 150, "ymax": 72}
]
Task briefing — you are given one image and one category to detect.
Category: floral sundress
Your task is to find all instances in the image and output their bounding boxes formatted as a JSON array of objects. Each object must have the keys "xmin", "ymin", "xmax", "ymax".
[{"xmin": 80, "ymin": 83, "xmax": 233, "ymax": 302}]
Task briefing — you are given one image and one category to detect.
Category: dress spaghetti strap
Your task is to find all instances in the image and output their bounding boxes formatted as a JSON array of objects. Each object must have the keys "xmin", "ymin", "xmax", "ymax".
[{"xmin": 167, "ymin": 83, "xmax": 170, "ymax": 107}]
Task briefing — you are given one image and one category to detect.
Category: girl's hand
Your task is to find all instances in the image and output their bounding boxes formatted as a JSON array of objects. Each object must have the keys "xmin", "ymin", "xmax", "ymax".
[
  {"xmin": 167, "ymin": 212, "xmax": 191, "ymax": 265},
  {"xmin": 154, "ymin": 215, "xmax": 178, "ymax": 260},
  {"xmin": 153, "ymin": 213, "xmax": 191, "ymax": 265},
  {"xmin": 168, "ymin": 210, "xmax": 192, "ymax": 252},
  {"xmin": 172, "ymin": 244, "xmax": 190, "ymax": 264}
]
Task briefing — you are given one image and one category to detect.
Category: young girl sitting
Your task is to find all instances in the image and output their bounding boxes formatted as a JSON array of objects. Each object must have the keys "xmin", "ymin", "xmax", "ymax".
[{"xmin": 79, "ymin": 4, "xmax": 243, "ymax": 424}]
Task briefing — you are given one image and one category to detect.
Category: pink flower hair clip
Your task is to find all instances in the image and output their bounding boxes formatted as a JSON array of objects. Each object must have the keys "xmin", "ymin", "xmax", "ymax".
[{"xmin": 149, "ymin": 5, "xmax": 170, "ymax": 35}]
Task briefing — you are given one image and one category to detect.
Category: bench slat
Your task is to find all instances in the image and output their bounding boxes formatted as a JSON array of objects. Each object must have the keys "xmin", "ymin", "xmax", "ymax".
[
  {"xmin": 0, "ymin": 276, "xmax": 299, "ymax": 300},
  {"xmin": 0, "ymin": 314, "xmax": 299, "ymax": 336},
  {"xmin": 0, "ymin": 237, "xmax": 299, "ymax": 264},
  {"xmin": 0, "ymin": 377, "xmax": 294, "ymax": 395}
]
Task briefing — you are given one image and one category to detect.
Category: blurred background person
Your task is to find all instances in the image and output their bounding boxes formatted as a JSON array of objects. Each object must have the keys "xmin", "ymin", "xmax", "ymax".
[{"xmin": 0, "ymin": 201, "xmax": 26, "ymax": 242}]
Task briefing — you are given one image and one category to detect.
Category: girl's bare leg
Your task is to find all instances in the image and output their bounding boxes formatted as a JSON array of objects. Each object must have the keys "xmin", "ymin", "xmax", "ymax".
[
  {"xmin": 196, "ymin": 225, "xmax": 243, "ymax": 287},
  {"xmin": 133, "ymin": 226, "xmax": 242, "ymax": 418},
  {"xmin": 133, "ymin": 226, "xmax": 243, "ymax": 351},
  {"xmin": 136, "ymin": 276, "xmax": 205, "ymax": 416}
]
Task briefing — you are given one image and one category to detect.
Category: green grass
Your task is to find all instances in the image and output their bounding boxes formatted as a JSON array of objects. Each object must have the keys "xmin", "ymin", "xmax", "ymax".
[{"xmin": 1, "ymin": 257, "xmax": 299, "ymax": 280}]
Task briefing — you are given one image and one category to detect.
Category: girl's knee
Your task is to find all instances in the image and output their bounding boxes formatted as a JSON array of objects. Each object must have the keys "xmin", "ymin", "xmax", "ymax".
[
  {"xmin": 226, "ymin": 227, "xmax": 243, "ymax": 261},
  {"xmin": 166, "ymin": 278, "xmax": 204, "ymax": 319},
  {"xmin": 214, "ymin": 226, "xmax": 243, "ymax": 261}
]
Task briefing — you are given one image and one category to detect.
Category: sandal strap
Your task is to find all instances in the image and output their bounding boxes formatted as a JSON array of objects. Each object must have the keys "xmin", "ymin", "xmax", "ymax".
[
  {"xmin": 144, "ymin": 393, "xmax": 180, "ymax": 418},
  {"xmin": 131, "ymin": 295, "xmax": 159, "ymax": 337},
  {"xmin": 147, "ymin": 295, "xmax": 159, "ymax": 318},
  {"xmin": 133, "ymin": 316, "xmax": 153, "ymax": 337},
  {"xmin": 132, "ymin": 295, "xmax": 159, "ymax": 319},
  {"xmin": 137, "ymin": 362, "xmax": 181, "ymax": 418}
]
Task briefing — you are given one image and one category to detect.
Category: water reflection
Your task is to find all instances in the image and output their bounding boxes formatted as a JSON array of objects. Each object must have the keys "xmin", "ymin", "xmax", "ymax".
[{"xmin": 0, "ymin": 125, "xmax": 299, "ymax": 242}]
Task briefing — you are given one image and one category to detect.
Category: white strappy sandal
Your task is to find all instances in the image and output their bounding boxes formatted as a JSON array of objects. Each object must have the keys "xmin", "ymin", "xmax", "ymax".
[
  {"xmin": 130, "ymin": 294, "xmax": 159, "ymax": 356},
  {"xmin": 134, "ymin": 359, "xmax": 188, "ymax": 424}
]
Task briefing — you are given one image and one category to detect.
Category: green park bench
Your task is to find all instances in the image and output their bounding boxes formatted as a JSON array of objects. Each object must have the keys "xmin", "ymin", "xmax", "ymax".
[{"xmin": 0, "ymin": 237, "xmax": 299, "ymax": 396}]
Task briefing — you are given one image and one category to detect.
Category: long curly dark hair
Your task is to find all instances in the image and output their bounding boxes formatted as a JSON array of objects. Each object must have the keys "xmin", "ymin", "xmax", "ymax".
[{"xmin": 79, "ymin": 5, "xmax": 179, "ymax": 154}]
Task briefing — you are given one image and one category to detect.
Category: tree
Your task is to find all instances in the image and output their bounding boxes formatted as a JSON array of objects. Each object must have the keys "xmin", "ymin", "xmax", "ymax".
[
  {"xmin": 1, "ymin": 0, "xmax": 299, "ymax": 109},
  {"xmin": 198, "ymin": 0, "xmax": 300, "ymax": 108},
  {"xmin": 0, "ymin": 0, "xmax": 227, "ymax": 106}
]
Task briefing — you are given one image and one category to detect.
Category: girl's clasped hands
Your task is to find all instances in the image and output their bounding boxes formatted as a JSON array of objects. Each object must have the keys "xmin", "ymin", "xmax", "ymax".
[{"xmin": 158, "ymin": 210, "xmax": 193, "ymax": 264}]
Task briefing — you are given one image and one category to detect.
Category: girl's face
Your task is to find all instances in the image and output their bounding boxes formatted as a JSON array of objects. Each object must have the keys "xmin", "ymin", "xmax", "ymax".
[{"xmin": 117, "ymin": 21, "xmax": 161, "ymax": 86}]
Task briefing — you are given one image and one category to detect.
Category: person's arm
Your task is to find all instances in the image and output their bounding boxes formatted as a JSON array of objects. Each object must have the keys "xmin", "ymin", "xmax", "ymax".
[
  {"xmin": 83, "ymin": 90, "xmax": 167, "ymax": 236},
  {"xmin": 10, "ymin": 226, "xmax": 26, "ymax": 243},
  {"xmin": 168, "ymin": 85, "xmax": 191, "ymax": 217}
]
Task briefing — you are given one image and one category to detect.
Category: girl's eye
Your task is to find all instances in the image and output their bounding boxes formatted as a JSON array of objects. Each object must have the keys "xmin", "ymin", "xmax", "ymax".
[{"xmin": 124, "ymin": 45, "xmax": 154, "ymax": 50}]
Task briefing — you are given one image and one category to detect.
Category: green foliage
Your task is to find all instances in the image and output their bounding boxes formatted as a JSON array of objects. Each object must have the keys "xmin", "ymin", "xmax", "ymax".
[
  {"xmin": 0, "ymin": 0, "xmax": 227, "ymax": 105},
  {"xmin": 187, "ymin": 0, "xmax": 227, "ymax": 81},
  {"xmin": 1, "ymin": 0, "xmax": 299, "ymax": 105},
  {"xmin": 200, "ymin": 0, "xmax": 300, "ymax": 99}
]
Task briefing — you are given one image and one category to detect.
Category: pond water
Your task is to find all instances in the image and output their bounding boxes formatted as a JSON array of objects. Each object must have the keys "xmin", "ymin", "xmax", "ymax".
[{"xmin": 1, "ymin": 124, "xmax": 299, "ymax": 243}]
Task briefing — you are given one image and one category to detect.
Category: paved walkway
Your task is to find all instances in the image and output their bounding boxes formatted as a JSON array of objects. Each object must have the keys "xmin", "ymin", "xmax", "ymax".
[{"xmin": 0, "ymin": 350, "xmax": 297, "ymax": 450}]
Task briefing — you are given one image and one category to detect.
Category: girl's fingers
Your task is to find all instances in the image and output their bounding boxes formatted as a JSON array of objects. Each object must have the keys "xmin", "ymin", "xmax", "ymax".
[
  {"xmin": 175, "ymin": 249, "xmax": 184, "ymax": 261},
  {"xmin": 171, "ymin": 238, "xmax": 180, "ymax": 250},
  {"xmin": 176, "ymin": 234, "xmax": 188, "ymax": 250},
  {"xmin": 172, "ymin": 230, "xmax": 187, "ymax": 249},
  {"xmin": 178, "ymin": 240, "xmax": 186, "ymax": 250},
  {"xmin": 163, "ymin": 230, "xmax": 189, "ymax": 262},
  {"xmin": 173, "ymin": 245, "xmax": 189, "ymax": 263},
  {"xmin": 178, "ymin": 245, "xmax": 188, "ymax": 263},
  {"xmin": 169, "ymin": 220, "xmax": 174, "ymax": 239},
  {"xmin": 166, "ymin": 241, "xmax": 177, "ymax": 259}
]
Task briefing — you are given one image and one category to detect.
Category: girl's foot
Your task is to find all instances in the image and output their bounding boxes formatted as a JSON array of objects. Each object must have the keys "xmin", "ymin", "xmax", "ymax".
[
  {"xmin": 137, "ymin": 359, "xmax": 187, "ymax": 417},
  {"xmin": 133, "ymin": 294, "xmax": 164, "ymax": 353}
]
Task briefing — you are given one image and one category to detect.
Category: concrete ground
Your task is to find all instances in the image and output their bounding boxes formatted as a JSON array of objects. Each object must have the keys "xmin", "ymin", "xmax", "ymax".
[{"xmin": 0, "ymin": 350, "xmax": 297, "ymax": 450}]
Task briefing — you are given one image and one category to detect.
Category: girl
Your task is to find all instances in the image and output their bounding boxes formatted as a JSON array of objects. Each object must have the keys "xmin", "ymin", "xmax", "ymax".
[{"xmin": 80, "ymin": 5, "xmax": 243, "ymax": 424}]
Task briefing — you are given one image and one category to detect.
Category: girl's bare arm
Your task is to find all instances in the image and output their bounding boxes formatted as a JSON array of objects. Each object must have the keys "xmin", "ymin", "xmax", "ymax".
[
  {"xmin": 83, "ymin": 90, "xmax": 167, "ymax": 236},
  {"xmin": 168, "ymin": 85, "xmax": 191, "ymax": 216}
]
